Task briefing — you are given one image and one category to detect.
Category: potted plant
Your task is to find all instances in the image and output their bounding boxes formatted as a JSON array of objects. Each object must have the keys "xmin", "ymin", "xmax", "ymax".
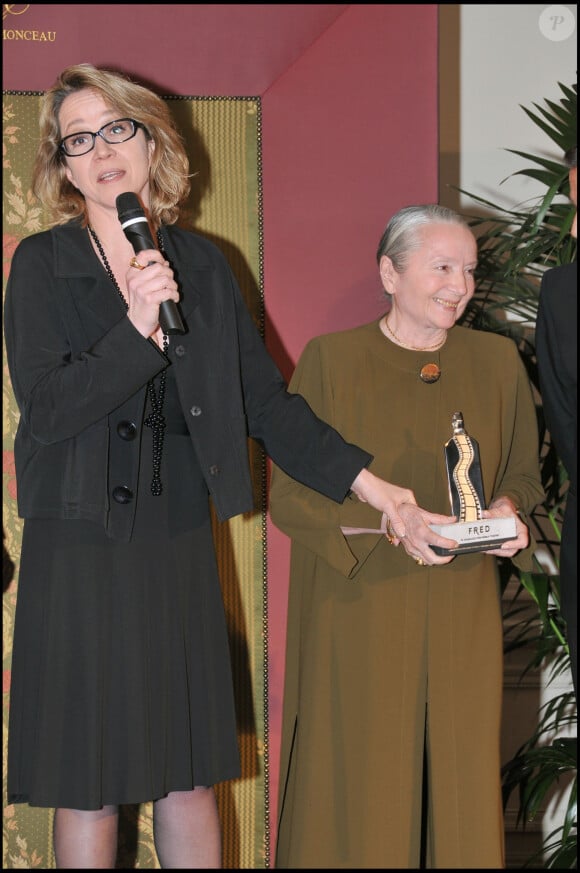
[{"xmin": 458, "ymin": 80, "xmax": 577, "ymax": 868}]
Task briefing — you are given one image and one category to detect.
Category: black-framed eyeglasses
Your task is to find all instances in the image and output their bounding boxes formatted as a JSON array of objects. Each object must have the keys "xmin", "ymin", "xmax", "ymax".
[{"xmin": 59, "ymin": 118, "xmax": 147, "ymax": 157}]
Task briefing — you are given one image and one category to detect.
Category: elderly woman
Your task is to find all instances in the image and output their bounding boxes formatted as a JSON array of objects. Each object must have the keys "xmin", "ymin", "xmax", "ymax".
[{"xmin": 270, "ymin": 204, "xmax": 544, "ymax": 869}]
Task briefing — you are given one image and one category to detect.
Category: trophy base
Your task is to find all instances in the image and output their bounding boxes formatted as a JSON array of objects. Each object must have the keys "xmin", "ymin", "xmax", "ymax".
[{"xmin": 429, "ymin": 517, "xmax": 517, "ymax": 556}]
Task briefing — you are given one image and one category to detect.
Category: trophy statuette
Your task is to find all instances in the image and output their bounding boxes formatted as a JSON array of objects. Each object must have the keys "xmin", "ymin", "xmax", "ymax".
[{"xmin": 430, "ymin": 412, "xmax": 517, "ymax": 556}]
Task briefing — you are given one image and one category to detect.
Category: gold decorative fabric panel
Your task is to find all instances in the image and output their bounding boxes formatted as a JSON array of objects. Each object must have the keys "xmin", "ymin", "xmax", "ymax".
[{"xmin": 2, "ymin": 93, "xmax": 268, "ymax": 869}]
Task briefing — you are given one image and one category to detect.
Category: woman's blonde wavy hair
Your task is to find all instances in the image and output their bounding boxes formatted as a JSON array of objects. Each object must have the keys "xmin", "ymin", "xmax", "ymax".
[{"xmin": 32, "ymin": 63, "xmax": 191, "ymax": 227}]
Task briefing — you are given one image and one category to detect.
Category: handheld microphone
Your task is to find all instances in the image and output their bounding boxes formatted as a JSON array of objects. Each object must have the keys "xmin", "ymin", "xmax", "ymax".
[{"xmin": 116, "ymin": 192, "xmax": 185, "ymax": 335}]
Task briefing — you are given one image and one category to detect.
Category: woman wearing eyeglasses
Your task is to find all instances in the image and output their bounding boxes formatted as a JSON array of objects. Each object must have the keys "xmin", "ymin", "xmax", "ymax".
[{"xmin": 3, "ymin": 65, "xmax": 453, "ymax": 868}]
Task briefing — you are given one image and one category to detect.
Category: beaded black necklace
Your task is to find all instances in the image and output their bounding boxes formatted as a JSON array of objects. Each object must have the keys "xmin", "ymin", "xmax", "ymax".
[{"xmin": 88, "ymin": 225, "xmax": 168, "ymax": 497}]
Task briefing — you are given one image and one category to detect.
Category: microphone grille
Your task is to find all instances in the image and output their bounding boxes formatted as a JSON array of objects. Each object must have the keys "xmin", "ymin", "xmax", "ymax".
[{"xmin": 116, "ymin": 192, "xmax": 143, "ymax": 221}]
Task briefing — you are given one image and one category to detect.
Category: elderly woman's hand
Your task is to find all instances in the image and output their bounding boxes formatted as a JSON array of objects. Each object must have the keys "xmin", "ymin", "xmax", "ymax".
[
  {"xmin": 350, "ymin": 469, "xmax": 458, "ymax": 565},
  {"xmin": 395, "ymin": 502, "xmax": 458, "ymax": 566},
  {"xmin": 482, "ymin": 497, "xmax": 529, "ymax": 557}
]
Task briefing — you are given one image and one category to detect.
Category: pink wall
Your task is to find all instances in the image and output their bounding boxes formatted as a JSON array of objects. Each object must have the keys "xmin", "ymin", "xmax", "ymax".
[
  {"xmin": 2, "ymin": 4, "xmax": 349, "ymax": 95},
  {"xmin": 3, "ymin": 3, "xmax": 438, "ymax": 855},
  {"xmin": 260, "ymin": 7, "xmax": 439, "ymax": 843}
]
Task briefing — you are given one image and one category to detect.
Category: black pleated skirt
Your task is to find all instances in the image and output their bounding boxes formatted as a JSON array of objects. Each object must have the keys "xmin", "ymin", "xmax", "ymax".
[{"xmin": 7, "ymin": 368, "xmax": 241, "ymax": 809}]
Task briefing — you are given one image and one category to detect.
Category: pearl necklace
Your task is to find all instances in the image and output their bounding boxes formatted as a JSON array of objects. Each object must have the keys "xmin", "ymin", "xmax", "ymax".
[
  {"xmin": 88, "ymin": 225, "xmax": 168, "ymax": 497},
  {"xmin": 383, "ymin": 316, "xmax": 447, "ymax": 352}
]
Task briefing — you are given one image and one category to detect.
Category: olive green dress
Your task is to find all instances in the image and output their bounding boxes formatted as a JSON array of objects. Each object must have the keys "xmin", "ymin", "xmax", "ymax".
[{"xmin": 270, "ymin": 320, "xmax": 544, "ymax": 869}]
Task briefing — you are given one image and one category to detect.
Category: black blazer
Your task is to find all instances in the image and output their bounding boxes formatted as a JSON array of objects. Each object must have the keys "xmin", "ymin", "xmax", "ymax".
[
  {"xmin": 536, "ymin": 260, "xmax": 577, "ymax": 689},
  {"xmin": 4, "ymin": 222, "xmax": 371, "ymax": 541},
  {"xmin": 536, "ymin": 262, "xmax": 577, "ymax": 486}
]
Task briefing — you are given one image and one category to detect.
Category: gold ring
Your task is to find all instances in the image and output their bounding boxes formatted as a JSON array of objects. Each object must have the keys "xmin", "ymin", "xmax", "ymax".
[
  {"xmin": 130, "ymin": 256, "xmax": 146, "ymax": 270},
  {"xmin": 385, "ymin": 518, "xmax": 396, "ymax": 545},
  {"xmin": 414, "ymin": 557, "xmax": 426, "ymax": 566}
]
